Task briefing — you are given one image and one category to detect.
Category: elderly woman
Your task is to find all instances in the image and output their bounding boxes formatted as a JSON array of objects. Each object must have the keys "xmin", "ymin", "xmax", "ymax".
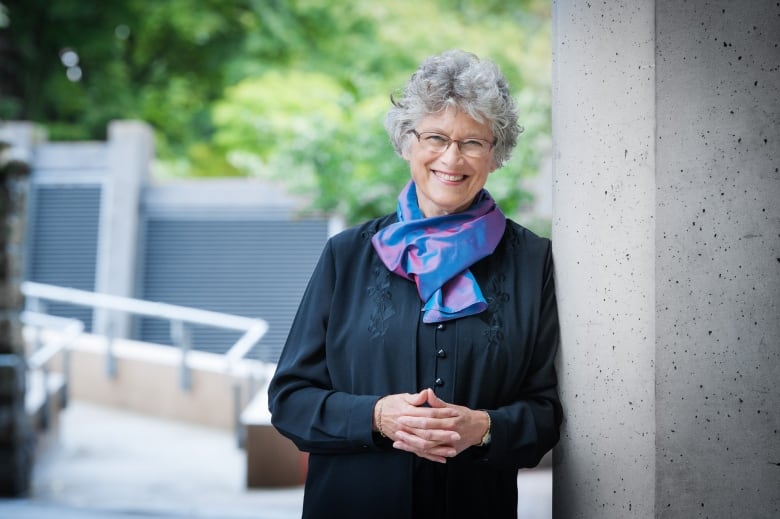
[{"xmin": 268, "ymin": 49, "xmax": 562, "ymax": 519}]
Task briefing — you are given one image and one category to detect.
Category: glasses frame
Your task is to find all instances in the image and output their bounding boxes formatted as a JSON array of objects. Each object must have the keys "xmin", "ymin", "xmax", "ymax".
[{"xmin": 408, "ymin": 130, "xmax": 496, "ymax": 159}]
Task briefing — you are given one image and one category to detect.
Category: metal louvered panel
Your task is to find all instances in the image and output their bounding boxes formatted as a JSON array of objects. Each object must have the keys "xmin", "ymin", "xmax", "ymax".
[
  {"xmin": 27, "ymin": 185, "xmax": 102, "ymax": 330},
  {"xmin": 136, "ymin": 217, "xmax": 328, "ymax": 362}
]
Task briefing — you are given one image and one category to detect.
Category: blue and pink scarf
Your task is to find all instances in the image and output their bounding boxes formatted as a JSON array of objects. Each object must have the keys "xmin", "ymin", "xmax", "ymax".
[{"xmin": 371, "ymin": 180, "xmax": 506, "ymax": 323}]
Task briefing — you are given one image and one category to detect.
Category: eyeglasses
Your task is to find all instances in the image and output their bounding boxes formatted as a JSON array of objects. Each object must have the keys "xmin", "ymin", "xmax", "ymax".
[{"xmin": 408, "ymin": 130, "xmax": 495, "ymax": 159}]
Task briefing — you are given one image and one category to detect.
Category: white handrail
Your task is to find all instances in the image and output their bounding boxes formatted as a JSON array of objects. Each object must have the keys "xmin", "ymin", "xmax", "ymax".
[
  {"xmin": 21, "ymin": 281, "xmax": 264, "ymax": 332},
  {"xmin": 20, "ymin": 281, "xmax": 270, "ymax": 447},
  {"xmin": 21, "ymin": 311, "xmax": 84, "ymax": 431},
  {"xmin": 20, "ymin": 281, "xmax": 269, "ymax": 365},
  {"xmin": 22, "ymin": 311, "xmax": 84, "ymax": 369}
]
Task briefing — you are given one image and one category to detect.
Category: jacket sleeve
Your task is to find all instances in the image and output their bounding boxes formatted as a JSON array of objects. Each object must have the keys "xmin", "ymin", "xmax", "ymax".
[
  {"xmin": 472, "ymin": 241, "xmax": 563, "ymax": 469},
  {"xmin": 267, "ymin": 238, "xmax": 382, "ymax": 454}
]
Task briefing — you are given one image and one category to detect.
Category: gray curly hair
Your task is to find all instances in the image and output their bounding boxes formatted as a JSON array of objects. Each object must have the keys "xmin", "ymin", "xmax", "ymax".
[{"xmin": 385, "ymin": 49, "xmax": 521, "ymax": 168}]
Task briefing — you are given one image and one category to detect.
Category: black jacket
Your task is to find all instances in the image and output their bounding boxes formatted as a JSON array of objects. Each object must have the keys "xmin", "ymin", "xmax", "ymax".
[{"xmin": 268, "ymin": 213, "xmax": 562, "ymax": 518}]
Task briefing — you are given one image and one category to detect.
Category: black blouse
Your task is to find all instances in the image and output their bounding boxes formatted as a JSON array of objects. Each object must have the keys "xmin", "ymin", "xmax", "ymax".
[{"xmin": 268, "ymin": 213, "xmax": 562, "ymax": 519}]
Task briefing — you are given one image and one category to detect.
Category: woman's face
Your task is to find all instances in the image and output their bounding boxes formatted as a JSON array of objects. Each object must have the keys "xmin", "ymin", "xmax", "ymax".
[{"xmin": 403, "ymin": 107, "xmax": 497, "ymax": 217}]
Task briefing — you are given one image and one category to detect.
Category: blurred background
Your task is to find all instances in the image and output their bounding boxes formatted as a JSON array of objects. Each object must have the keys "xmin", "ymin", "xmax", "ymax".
[
  {"xmin": 0, "ymin": 0, "xmax": 553, "ymax": 228},
  {"xmin": 0, "ymin": 1, "xmax": 554, "ymax": 517}
]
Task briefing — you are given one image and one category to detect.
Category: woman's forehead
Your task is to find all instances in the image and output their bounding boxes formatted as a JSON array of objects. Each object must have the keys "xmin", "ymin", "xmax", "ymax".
[{"xmin": 416, "ymin": 107, "xmax": 492, "ymax": 136}]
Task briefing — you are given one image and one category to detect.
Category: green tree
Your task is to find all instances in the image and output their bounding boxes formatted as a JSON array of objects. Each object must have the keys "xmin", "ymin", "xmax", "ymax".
[{"xmin": 213, "ymin": 0, "xmax": 551, "ymax": 223}]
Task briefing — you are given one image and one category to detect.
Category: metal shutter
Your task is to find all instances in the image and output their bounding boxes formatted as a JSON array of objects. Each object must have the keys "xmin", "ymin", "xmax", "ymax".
[
  {"xmin": 26, "ymin": 184, "xmax": 102, "ymax": 330},
  {"xmin": 136, "ymin": 216, "xmax": 328, "ymax": 362}
]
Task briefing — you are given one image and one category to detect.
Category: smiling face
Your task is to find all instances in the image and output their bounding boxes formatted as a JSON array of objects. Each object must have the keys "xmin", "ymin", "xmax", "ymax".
[{"xmin": 403, "ymin": 107, "xmax": 497, "ymax": 217}]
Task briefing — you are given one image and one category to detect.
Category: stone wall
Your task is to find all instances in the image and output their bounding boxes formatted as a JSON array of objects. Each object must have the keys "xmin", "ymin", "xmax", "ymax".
[{"xmin": 0, "ymin": 139, "xmax": 32, "ymax": 496}]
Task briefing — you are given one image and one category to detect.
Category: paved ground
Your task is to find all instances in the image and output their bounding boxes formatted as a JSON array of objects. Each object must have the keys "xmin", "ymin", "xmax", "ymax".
[{"xmin": 0, "ymin": 401, "xmax": 551, "ymax": 518}]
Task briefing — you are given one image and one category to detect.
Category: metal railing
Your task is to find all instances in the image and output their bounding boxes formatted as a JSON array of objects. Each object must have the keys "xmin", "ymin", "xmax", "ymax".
[
  {"xmin": 22, "ymin": 311, "xmax": 84, "ymax": 430},
  {"xmin": 20, "ymin": 281, "xmax": 269, "ymax": 445}
]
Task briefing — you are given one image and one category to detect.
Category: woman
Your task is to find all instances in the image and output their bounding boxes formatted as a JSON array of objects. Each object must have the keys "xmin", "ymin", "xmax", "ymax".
[{"xmin": 268, "ymin": 49, "xmax": 562, "ymax": 519}]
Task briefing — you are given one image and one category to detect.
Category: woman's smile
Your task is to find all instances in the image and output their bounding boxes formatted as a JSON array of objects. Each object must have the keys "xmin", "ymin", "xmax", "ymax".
[{"xmin": 432, "ymin": 170, "xmax": 467, "ymax": 183}]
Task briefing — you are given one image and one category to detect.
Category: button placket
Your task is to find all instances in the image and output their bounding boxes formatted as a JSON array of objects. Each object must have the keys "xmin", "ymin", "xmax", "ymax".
[{"xmin": 433, "ymin": 322, "xmax": 447, "ymax": 389}]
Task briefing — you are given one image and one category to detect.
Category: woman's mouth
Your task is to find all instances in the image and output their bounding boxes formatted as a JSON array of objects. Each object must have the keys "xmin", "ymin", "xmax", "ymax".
[{"xmin": 433, "ymin": 170, "xmax": 466, "ymax": 182}]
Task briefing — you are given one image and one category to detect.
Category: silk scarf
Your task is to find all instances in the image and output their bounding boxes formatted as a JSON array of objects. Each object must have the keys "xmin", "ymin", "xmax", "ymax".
[{"xmin": 371, "ymin": 180, "xmax": 506, "ymax": 323}]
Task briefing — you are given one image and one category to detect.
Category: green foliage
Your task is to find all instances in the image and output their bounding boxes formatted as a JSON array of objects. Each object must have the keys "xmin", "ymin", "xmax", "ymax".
[
  {"xmin": 1, "ymin": 0, "xmax": 551, "ymax": 224},
  {"xmin": 211, "ymin": 0, "xmax": 552, "ymax": 223}
]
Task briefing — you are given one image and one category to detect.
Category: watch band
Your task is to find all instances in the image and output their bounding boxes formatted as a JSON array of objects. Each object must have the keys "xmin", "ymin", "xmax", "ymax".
[{"xmin": 479, "ymin": 411, "xmax": 492, "ymax": 446}]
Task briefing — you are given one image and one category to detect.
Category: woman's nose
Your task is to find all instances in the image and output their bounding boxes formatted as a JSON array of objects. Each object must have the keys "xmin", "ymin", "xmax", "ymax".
[{"xmin": 440, "ymin": 140, "xmax": 465, "ymax": 163}]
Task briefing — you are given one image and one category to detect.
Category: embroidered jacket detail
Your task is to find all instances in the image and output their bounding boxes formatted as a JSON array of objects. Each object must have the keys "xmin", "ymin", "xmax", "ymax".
[
  {"xmin": 480, "ymin": 230, "xmax": 514, "ymax": 347},
  {"xmin": 368, "ymin": 264, "xmax": 395, "ymax": 338},
  {"xmin": 481, "ymin": 270, "xmax": 509, "ymax": 347}
]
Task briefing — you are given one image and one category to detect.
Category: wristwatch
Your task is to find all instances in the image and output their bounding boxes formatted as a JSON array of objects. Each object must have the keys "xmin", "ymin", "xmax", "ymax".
[{"xmin": 479, "ymin": 411, "xmax": 492, "ymax": 447}]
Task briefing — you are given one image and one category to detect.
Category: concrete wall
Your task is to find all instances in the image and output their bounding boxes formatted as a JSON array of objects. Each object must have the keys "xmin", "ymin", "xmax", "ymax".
[
  {"xmin": 552, "ymin": 0, "xmax": 779, "ymax": 517},
  {"xmin": 34, "ymin": 330, "xmax": 268, "ymax": 430}
]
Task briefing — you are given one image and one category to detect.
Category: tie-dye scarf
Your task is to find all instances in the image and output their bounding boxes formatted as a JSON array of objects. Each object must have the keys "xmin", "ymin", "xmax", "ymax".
[{"xmin": 371, "ymin": 180, "xmax": 506, "ymax": 323}]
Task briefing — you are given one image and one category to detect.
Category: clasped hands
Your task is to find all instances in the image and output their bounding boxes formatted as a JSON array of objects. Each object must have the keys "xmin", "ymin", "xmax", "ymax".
[{"xmin": 373, "ymin": 388, "xmax": 490, "ymax": 464}]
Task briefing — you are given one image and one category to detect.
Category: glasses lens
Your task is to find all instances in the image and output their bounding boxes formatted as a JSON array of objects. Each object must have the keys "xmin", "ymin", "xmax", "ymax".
[
  {"xmin": 421, "ymin": 133, "xmax": 449, "ymax": 153},
  {"xmin": 460, "ymin": 140, "xmax": 487, "ymax": 157}
]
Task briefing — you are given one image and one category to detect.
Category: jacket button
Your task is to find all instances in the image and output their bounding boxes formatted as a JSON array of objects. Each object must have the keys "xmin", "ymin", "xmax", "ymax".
[
  {"xmin": 437, "ymin": 323, "xmax": 445, "ymax": 330},
  {"xmin": 435, "ymin": 378, "xmax": 444, "ymax": 387},
  {"xmin": 436, "ymin": 349, "xmax": 447, "ymax": 358}
]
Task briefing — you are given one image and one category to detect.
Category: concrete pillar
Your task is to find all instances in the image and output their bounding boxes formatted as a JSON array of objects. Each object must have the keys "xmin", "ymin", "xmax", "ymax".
[
  {"xmin": 654, "ymin": 1, "xmax": 779, "ymax": 516},
  {"xmin": 551, "ymin": 1, "xmax": 657, "ymax": 516},
  {"xmin": 93, "ymin": 121, "xmax": 153, "ymax": 337},
  {"xmin": 551, "ymin": 1, "xmax": 780, "ymax": 517}
]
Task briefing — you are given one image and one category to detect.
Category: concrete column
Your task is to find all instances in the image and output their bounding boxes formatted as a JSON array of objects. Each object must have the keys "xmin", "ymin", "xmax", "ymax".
[
  {"xmin": 655, "ymin": 1, "xmax": 779, "ymax": 516},
  {"xmin": 552, "ymin": 1, "xmax": 780, "ymax": 517},
  {"xmin": 93, "ymin": 121, "xmax": 153, "ymax": 337},
  {"xmin": 551, "ymin": 1, "xmax": 657, "ymax": 516}
]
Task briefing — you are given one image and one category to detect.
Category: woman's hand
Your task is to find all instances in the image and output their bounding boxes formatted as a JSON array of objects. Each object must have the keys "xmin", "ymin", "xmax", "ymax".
[{"xmin": 374, "ymin": 388, "xmax": 490, "ymax": 463}]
